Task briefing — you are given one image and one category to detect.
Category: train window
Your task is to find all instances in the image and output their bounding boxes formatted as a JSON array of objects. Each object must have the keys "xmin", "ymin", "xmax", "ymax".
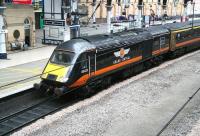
[
  {"xmin": 160, "ymin": 37, "xmax": 165, "ymax": 45},
  {"xmin": 194, "ymin": 28, "xmax": 200, "ymax": 36},
  {"xmin": 50, "ymin": 50, "xmax": 75, "ymax": 66},
  {"xmin": 153, "ymin": 38, "xmax": 160, "ymax": 51},
  {"xmin": 81, "ymin": 54, "xmax": 88, "ymax": 69},
  {"xmin": 133, "ymin": 46, "xmax": 141, "ymax": 57},
  {"xmin": 96, "ymin": 52, "xmax": 104, "ymax": 68},
  {"xmin": 154, "ymin": 40, "xmax": 159, "ymax": 46},
  {"xmin": 176, "ymin": 33, "xmax": 181, "ymax": 40}
]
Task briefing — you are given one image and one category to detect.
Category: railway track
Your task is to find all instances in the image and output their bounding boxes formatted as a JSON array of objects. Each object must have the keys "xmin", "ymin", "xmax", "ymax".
[
  {"xmin": 0, "ymin": 89, "xmax": 81, "ymax": 136},
  {"xmin": 156, "ymin": 87, "xmax": 200, "ymax": 136},
  {"xmin": 1, "ymin": 48, "xmax": 200, "ymax": 136}
]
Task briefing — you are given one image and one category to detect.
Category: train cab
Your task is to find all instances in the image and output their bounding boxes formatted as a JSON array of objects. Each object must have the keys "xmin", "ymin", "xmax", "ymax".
[{"xmin": 35, "ymin": 39, "xmax": 95, "ymax": 96}]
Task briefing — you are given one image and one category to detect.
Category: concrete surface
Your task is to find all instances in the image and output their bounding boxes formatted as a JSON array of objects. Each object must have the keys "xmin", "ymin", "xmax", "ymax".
[
  {"xmin": 0, "ymin": 46, "xmax": 55, "ymax": 69},
  {"xmin": 11, "ymin": 50, "xmax": 200, "ymax": 136},
  {"xmin": 0, "ymin": 59, "xmax": 48, "ymax": 99},
  {"xmin": 160, "ymin": 87, "xmax": 200, "ymax": 136}
]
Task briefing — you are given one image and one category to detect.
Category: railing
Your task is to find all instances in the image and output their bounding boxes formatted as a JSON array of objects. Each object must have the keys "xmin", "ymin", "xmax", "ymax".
[{"xmin": 111, "ymin": 20, "xmax": 137, "ymax": 33}]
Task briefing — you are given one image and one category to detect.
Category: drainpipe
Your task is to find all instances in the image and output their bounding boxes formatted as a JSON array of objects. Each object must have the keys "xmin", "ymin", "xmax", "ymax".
[
  {"xmin": 137, "ymin": 0, "xmax": 143, "ymax": 28},
  {"xmin": 107, "ymin": 0, "xmax": 112, "ymax": 33}
]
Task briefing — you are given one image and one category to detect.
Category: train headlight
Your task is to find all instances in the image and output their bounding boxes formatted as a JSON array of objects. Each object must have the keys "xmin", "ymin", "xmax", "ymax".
[{"xmin": 59, "ymin": 76, "xmax": 69, "ymax": 83}]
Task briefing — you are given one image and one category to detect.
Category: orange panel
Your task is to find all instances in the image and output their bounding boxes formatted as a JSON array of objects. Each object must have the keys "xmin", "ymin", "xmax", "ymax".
[
  {"xmin": 152, "ymin": 47, "xmax": 169, "ymax": 55},
  {"xmin": 176, "ymin": 38, "xmax": 200, "ymax": 47},
  {"xmin": 70, "ymin": 56, "xmax": 142, "ymax": 88}
]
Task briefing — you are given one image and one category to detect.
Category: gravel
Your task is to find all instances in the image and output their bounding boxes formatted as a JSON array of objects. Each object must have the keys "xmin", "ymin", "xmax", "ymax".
[{"xmin": 12, "ymin": 50, "xmax": 200, "ymax": 136}]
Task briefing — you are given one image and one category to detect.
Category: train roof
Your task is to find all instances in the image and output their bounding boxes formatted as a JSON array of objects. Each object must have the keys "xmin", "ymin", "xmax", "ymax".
[
  {"xmin": 56, "ymin": 20, "xmax": 200, "ymax": 54},
  {"xmin": 56, "ymin": 39, "xmax": 95, "ymax": 53},
  {"xmin": 80, "ymin": 29, "xmax": 152, "ymax": 51},
  {"xmin": 57, "ymin": 29, "xmax": 153, "ymax": 53},
  {"xmin": 164, "ymin": 20, "xmax": 200, "ymax": 30},
  {"xmin": 145, "ymin": 25, "xmax": 169, "ymax": 36}
]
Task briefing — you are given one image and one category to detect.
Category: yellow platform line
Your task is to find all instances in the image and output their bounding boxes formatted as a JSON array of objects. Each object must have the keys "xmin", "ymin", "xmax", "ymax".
[{"xmin": 5, "ymin": 67, "xmax": 42, "ymax": 75}]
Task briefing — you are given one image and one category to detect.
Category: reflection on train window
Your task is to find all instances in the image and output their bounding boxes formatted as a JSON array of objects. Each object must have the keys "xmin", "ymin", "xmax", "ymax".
[
  {"xmin": 176, "ymin": 33, "xmax": 181, "ymax": 40},
  {"xmin": 153, "ymin": 38, "xmax": 160, "ymax": 50},
  {"xmin": 194, "ymin": 28, "xmax": 200, "ymax": 36},
  {"xmin": 50, "ymin": 50, "xmax": 75, "ymax": 66},
  {"xmin": 160, "ymin": 37, "xmax": 165, "ymax": 45},
  {"xmin": 176, "ymin": 30, "xmax": 194, "ymax": 42},
  {"xmin": 133, "ymin": 46, "xmax": 141, "ymax": 57},
  {"xmin": 81, "ymin": 54, "xmax": 88, "ymax": 69}
]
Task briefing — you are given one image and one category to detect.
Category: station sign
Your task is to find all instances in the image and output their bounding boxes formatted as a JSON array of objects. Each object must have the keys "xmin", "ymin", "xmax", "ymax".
[{"xmin": 44, "ymin": 19, "xmax": 65, "ymax": 26}]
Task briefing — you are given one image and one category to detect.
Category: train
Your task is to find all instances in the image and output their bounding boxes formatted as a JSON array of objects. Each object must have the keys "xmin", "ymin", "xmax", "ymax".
[{"xmin": 34, "ymin": 20, "xmax": 200, "ymax": 96}]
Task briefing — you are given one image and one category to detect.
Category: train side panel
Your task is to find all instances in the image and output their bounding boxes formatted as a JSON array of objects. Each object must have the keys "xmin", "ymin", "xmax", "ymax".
[
  {"xmin": 170, "ymin": 26, "xmax": 200, "ymax": 51},
  {"xmin": 152, "ymin": 34, "xmax": 170, "ymax": 56}
]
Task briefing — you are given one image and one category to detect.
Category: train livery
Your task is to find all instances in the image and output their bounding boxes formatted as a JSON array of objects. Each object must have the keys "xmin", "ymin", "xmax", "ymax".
[{"xmin": 35, "ymin": 20, "xmax": 200, "ymax": 96}]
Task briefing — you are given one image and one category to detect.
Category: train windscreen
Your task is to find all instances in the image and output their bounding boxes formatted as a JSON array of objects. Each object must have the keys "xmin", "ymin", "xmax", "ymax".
[{"xmin": 50, "ymin": 50, "xmax": 75, "ymax": 66}]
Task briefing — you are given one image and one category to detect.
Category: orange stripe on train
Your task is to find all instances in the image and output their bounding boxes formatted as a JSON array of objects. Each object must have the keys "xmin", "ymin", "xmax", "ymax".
[
  {"xmin": 70, "ymin": 56, "xmax": 142, "ymax": 88},
  {"xmin": 153, "ymin": 47, "xmax": 169, "ymax": 55},
  {"xmin": 176, "ymin": 37, "xmax": 200, "ymax": 47}
]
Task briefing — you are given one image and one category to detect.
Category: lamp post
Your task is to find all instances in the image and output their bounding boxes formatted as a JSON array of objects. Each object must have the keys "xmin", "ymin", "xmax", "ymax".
[
  {"xmin": 192, "ymin": 1, "xmax": 195, "ymax": 29},
  {"xmin": 137, "ymin": 0, "xmax": 143, "ymax": 28},
  {"xmin": 107, "ymin": 0, "xmax": 112, "ymax": 33}
]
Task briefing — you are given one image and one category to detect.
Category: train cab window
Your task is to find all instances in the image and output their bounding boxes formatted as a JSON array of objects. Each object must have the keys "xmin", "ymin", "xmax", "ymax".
[
  {"xmin": 50, "ymin": 50, "xmax": 75, "ymax": 66},
  {"xmin": 80, "ymin": 54, "xmax": 88, "ymax": 69}
]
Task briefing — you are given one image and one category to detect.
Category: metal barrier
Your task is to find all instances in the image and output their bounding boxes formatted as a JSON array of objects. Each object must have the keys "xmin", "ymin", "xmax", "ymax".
[{"xmin": 111, "ymin": 21, "xmax": 137, "ymax": 33}]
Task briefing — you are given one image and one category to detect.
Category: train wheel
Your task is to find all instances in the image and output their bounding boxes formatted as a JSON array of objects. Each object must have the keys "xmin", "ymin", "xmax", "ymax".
[
  {"xmin": 79, "ymin": 85, "xmax": 94, "ymax": 98},
  {"xmin": 101, "ymin": 76, "xmax": 112, "ymax": 89}
]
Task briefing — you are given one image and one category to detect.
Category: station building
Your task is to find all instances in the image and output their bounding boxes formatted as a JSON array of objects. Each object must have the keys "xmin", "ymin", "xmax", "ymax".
[
  {"xmin": 81, "ymin": 0, "xmax": 187, "ymax": 22},
  {"xmin": 3, "ymin": 3, "xmax": 35, "ymax": 50},
  {"xmin": 43, "ymin": 0, "xmax": 188, "ymax": 44}
]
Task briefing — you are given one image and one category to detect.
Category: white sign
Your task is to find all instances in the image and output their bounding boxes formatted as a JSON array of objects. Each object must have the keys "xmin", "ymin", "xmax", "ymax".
[{"xmin": 0, "ymin": 15, "xmax": 7, "ymax": 58}]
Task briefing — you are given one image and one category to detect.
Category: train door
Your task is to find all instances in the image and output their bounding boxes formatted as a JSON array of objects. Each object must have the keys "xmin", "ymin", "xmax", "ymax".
[
  {"xmin": 142, "ymin": 39, "xmax": 153, "ymax": 59},
  {"xmin": 160, "ymin": 35, "xmax": 169, "ymax": 49},
  {"xmin": 170, "ymin": 31, "xmax": 176, "ymax": 51},
  {"xmin": 88, "ymin": 51, "xmax": 96, "ymax": 76}
]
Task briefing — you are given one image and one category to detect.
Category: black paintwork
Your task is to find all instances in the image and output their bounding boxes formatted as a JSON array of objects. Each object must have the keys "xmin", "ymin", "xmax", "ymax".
[{"xmin": 44, "ymin": 20, "xmax": 200, "ymax": 89}]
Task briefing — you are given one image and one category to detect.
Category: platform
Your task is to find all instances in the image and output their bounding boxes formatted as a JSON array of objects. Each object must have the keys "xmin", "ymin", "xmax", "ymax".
[
  {"xmin": 0, "ymin": 59, "xmax": 48, "ymax": 99},
  {"xmin": 0, "ymin": 46, "xmax": 55, "ymax": 69},
  {"xmin": 0, "ymin": 45, "xmax": 55, "ymax": 99}
]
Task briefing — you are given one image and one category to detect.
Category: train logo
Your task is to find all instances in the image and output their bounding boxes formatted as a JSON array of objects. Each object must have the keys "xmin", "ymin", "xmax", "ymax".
[{"xmin": 114, "ymin": 48, "xmax": 130, "ymax": 58}]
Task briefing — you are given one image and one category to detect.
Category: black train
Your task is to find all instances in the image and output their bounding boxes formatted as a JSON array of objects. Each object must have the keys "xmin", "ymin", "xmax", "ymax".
[{"xmin": 35, "ymin": 20, "xmax": 200, "ymax": 96}]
